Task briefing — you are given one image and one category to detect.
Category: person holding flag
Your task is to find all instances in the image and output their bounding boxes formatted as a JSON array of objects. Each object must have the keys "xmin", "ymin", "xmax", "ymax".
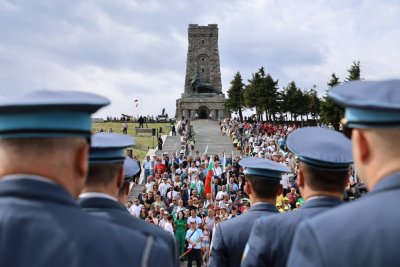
[
  {"xmin": 191, "ymin": 174, "xmax": 204, "ymax": 198},
  {"xmin": 203, "ymin": 155, "xmax": 214, "ymax": 198}
]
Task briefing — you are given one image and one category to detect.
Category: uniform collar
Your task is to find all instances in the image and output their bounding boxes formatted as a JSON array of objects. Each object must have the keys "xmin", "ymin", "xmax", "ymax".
[
  {"xmin": 301, "ymin": 196, "xmax": 342, "ymax": 209},
  {"xmin": 77, "ymin": 194, "xmax": 127, "ymax": 212},
  {"xmin": 371, "ymin": 172, "xmax": 400, "ymax": 194},
  {"xmin": 249, "ymin": 202, "xmax": 279, "ymax": 213},
  {"xmin": 2, "ymin": 174, "xmax": 57, "ymax": 184},
  {"xmin": 79, "ymin": 192, "xmax": 117, "ymax": 202},
  {"xmin": 0, "ymin": 176, "xmax": 76, "ymax": 206}
]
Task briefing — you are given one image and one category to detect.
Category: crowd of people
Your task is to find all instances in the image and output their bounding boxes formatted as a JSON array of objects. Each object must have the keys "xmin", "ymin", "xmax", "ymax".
[
  {"xmin": 128, "ymin": 99, "xmax": 369, "ymax": 267},
  {"xmin": 128, "ymin": 119, "xmax": 325, "ymax": 266},
  {"xmin": 1, "ymin": 80, "xmax": 399, "ymax": 267},
  {"xmin": 132, "ymin": 151, "xmax": 243, "ymax": 266}
]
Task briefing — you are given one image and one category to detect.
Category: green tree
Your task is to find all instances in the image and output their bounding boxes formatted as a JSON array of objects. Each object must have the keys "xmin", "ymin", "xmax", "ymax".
[
  {"xmin": 307, "ymin": 86, "xmax": 321, "ymax": 120},
  {"xmin": 282, "ymin": 81, "xmax": 303, "ymax": 121},
  {"xmin": 320, "ymin": 73, "xmax": 343, "ymax": 125},
  {"xmin": 244, "ymin": 67, "xmax": 281, "ymax": 121},
  {"xmin": 244, "ymin": 69, "xmax": 264, "ymax": 120},
  {"xmin": 260, "ymin": 73, "xmax": 279, "ymax": 121},
  {"xmin": 225, "ymin": 71, "xmax": 245, "ymax": 122},
  {"xmin": 298, "ymin": 89, "xmax": 310, "ymax": 124},
  {"xmin": 346, "ymin": 60, "xmax": 361, "ymax": 81}
]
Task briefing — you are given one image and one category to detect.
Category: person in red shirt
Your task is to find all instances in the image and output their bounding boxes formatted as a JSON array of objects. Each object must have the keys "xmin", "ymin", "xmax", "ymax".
[{"xmin": 154, "ymin": 158, "xmax": 166, "ymax": 173}]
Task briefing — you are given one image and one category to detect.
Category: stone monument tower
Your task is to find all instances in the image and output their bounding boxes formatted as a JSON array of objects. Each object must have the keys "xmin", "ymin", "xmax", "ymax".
[{"xmin": 175, "ymin": 24, "xmax": 226, "ymax": 120}]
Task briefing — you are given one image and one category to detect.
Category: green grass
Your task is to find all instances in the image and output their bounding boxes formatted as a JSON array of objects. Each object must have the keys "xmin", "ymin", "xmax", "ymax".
[{"xmin": 93, "ymin": 122, "xmax": 172, "ymax": 161}]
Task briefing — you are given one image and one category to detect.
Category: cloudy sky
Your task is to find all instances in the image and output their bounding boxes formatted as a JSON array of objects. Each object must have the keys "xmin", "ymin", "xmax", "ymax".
[{"xmin": 1, "ymin": 0, "xmax": 399, "ymax": 118}]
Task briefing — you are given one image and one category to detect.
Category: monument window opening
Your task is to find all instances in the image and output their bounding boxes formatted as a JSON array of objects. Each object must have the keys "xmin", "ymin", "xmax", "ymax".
[
  {"xmin": 202, "ymin": 68, "xmax": 205, "ymax": 72},
  {"xmin": 202, "ymin": 39, "xmax": 205, "ymax": 44},
  {"xmin": 202, "ymin": 57, "xmax": 205, "ymax": 61}
]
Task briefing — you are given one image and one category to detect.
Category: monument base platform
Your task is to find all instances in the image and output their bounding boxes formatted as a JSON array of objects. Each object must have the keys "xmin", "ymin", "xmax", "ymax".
[{"xmin": 176, "ymin": 93, "xmax": 226, "ymax": 120}]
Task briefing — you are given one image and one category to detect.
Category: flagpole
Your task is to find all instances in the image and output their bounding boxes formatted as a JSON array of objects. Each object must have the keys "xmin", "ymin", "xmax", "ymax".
[{"xmin": 134, "ymin": 99, "xmax": 139, "ymax": 119}]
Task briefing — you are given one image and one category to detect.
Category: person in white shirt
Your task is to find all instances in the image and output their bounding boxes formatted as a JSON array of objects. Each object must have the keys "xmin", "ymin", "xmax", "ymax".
[
  {"xmin": 213, "ymin": 161, "xmax": 222, "ymax": 178},
  {"xmin": 186, "ymin": 208, "xmax": 202, "ymax": 229},
  {"xmin": 186, "ymin": 221, "xmax": 204, "ymax": 266},
  {"xmin": 281, "ymin": 173, "xmax": 290, "ymax": 196},
  {"xmin": 175, "ymin": 199, "xmax": 186, "ymax": 214},
  {"xmin": 150, "ymin": 155, "xmax": 157, "ymax": 174},
  {"xmin": 188, "ymin": 162, "xmax": 199, "ymax": 174},
  {"xmin": 215, "ymin": 185, "xmax": 228, "ymax": 201},
  {"xmin": 128, "ymin": 198, "xmax": 143, "ymax": 218},
  {"xmin": 158, "ymin": 177, "xmax": 171, "ymax": 198},
  {"xmin": 142, "ymin": 155, "xmax": 152, "ymax": 184},
  {"xmin": 218, "ymin": 194, "xmax": 232, "ymax": 209},
  {"xmin": 145, "ymin": 175, "xmax": 155, "ymax": 193},
  {"xmin": 203, "ymin": 193, "xmax": 213, "ymax": 210},
  {"xmin": 166, "ymin": 185, "xmax": 178, "ymax": 203},
  {"xmin": 158, "ymin": 211, "xmax": 168, "ymax": 228},
  {"xmin": 163, "ymin": 214, "xmax": 174, "ymax": 236}
]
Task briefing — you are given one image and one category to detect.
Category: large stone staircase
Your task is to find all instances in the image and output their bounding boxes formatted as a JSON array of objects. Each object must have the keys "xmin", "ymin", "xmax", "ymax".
[
  {"xmin": 189, "ymin": 119, "xmax": 240, "ymax": 157},
  {"xmin": 158, "ymin": 135, "xmax": 181, "ymax": 155}
]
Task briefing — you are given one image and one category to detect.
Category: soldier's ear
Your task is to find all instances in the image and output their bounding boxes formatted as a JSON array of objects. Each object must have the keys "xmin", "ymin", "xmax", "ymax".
[
  {"xmin": 297, "ymin": 168, "xmax": 305, "ymax": 188},
  {"xmin": 245, "ymin": 181, "xmax": 252, "ymax": 196},
  {"xmin": 75, "ymin": 141, "xmax": 89, "ymax": 179},
  {"xmin": 72, "ymin": 141, "xmax": 89, "ymax": 198},
  {"xmin": 116, "ymin": 165, "xmax": 124, "ymax": 189},
  {"xmin": 352, "ymin": 129, "xmax": 370, "ymax": 164},
  {"xmin": 123, "ymin": 181, "xmax": 130, "ymax": 196},
  {"xmin": 277, "ymin": 184, "xmax": 283, "ymax": 196}
]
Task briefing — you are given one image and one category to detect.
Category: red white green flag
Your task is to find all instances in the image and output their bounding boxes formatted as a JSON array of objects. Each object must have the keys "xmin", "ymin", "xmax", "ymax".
[{"xmin": 203, "ymin": 155, "xmax": 214, "ymax": 197}]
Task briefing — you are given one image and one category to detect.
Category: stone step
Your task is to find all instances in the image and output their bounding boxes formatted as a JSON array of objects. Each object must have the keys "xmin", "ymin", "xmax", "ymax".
[
  {"xmin": 155, "ymin": 135, "xmax": 181, "ymax": 156},
  {"xmin": 128, "ymin": 183, "xmax": 143, "ymax": 201},
  {"xmin": 158, "ymin": 119, "xmax": 240, "ymax": 158},
  {"xmin": 191, "ymin": 120, "xmax": 240, "ymax": 157}
]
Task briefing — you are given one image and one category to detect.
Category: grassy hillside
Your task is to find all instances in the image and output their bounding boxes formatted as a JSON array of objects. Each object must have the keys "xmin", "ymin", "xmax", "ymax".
[{"xmin": 92, "ymin": 121, "xmax": 171, "ymax": 161}]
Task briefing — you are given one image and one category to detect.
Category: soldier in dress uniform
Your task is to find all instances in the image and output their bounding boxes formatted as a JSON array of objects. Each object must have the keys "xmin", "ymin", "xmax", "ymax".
[
  {"xmin": 242, "ymin": 127, "xmax": 353, "ymax": 267},
  {"xmin": 0, "ymin": 90, "xmax": 156, "ymax": 267},
  {"xmin": 288, "ymin": 79, "xmax": 400, "ymax": 267},
  {"xmin": 78, "ymin": 133, "xmax": 178, "ymax": 267},
  {"xmin": 208, "ymin": 157, "xmax": 290, "ymax": 267}
]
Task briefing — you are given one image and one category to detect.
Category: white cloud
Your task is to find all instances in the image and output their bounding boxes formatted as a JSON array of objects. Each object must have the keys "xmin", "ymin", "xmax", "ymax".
[{"xmin": 0, "ymin": 0, "xmax": 399, "ymax": 118}]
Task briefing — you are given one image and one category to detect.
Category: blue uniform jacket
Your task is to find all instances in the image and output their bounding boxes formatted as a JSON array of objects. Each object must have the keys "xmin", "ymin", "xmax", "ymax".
[
  {"xmin": 209, "ymin": 202, "xmax": 279, "ymax": 267},
  {"xmin": 242, "ymin": 196, "xmax": 342, "ymax": 267},
  {"xmin": 288, "ymin": 172, "xmax": 400, "ymax": 267},
  {"xmin": 78, "ymin": 196, "xmax": 179, "ymax": 267},
  {"xmin": 0, "ymin": 177, "xmax": 157, "ymax": 267}
]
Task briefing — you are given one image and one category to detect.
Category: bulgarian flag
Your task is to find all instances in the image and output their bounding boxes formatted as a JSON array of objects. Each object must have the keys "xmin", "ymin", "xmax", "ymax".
[{"xmin": 203, "ymin": 155, "xmax": 213, "ymax": 197}]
